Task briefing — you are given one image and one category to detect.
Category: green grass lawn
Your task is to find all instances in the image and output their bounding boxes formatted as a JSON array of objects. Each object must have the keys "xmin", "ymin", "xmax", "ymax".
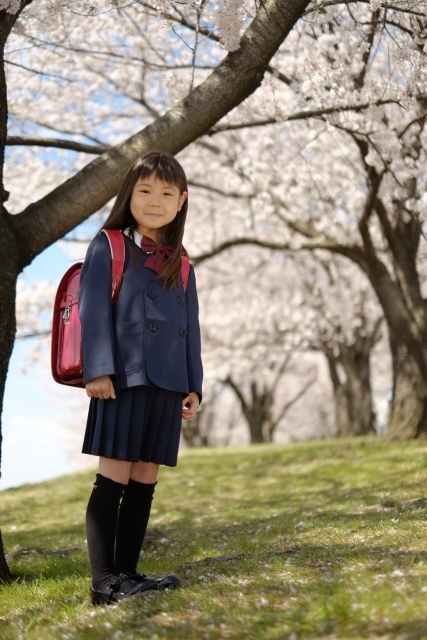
[{"xmin": 2, "ymin": 437, "xmax": 427, "ymax": 639}]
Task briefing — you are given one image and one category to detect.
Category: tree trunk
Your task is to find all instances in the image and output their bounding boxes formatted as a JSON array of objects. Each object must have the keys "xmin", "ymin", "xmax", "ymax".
[
  {"xmin": 386, "ymin": 332, "xmax": 427, "ymax": 440},
  {"xmin": 243, "ymin": 388, "xmax": 274, "ymax": 444},
  {"xmin": 0, "ymin": 532, "xmax": 11, "ymax": 583},
  {"xmin": 247, "ymin": 410, "xmax": 268, "ymax": 443},
  {"xmin": 325, "ymin": 341, "xmax": 376, "ymax": 437},
  {"xmin": 239, "ymin": 382, "xmax": 271, "ymax": 444},
  {"xmin": 362, "ymin": 255, "xmax": 427, "ymax": 440},
  {"xmin": 0, "ymin": 0, "xmax": 31, "ymax": 585},
  {"xmin": 223, "ymin": 377, "xmax": 274, "ymax": 443},
  {"xmin": 334, "ymin": 377, "xmax": 375, "ymax": 437},
  {"xmin": 357, "ymin": 121, "xmax": 427, "ymax": 440},
  {"xmin": 0, "ymin": 214, "xmax": 19, "ymax": 584}
]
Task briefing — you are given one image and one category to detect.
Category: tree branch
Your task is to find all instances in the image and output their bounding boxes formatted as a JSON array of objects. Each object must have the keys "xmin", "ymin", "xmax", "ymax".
[
  {"xmin": 142, "ymin": 0, "xmax": 294, "ymax": 86},
  {"xmin": 32, "ymin": 121, "xmax": 106, "ymax": 146},
  {"xmin": 270, "ymin": 349, "xmax": 296, "ymax": 394},
  {"xmin": 266, "ymin": 64, "xmax": 293, "ymax": 86},
  {"xmin": 207, "ymin": 100, "xmax": 397, "ymax": 135},
  {"xmin": 16, "ymin": 330, "xmax": 51, "ymax": 340},
  {"xmin": 398, "ymin": 112, "xmax": 427, "ymax": 139},
  {"xmin": 272, "ymin": 373, "xmax": 317, "ymax": 428},
  {"xmin": 222, "ymin": 374, "xmax": 248, "ymax": 413},
  {"xmin": 353, "ymin": 8, "xmax": 379, "ymax": 90},
  {"xmin": 6, "ymin": 136, "xmax": 110, "ymax": 154},
  {"xmin": 187, "ymin": 179, "xmax": 253, "ymax": 199},
  {"xmin": 192, "ymin": 237, "xmax": 367, "ymax": 270},
  {"xmin": 356, "ymin": 176, "xmax": 417, "ymax": 342},
  {"xmin": 304, "ymin": 1, "xmax": 426, "ymax": 17}
]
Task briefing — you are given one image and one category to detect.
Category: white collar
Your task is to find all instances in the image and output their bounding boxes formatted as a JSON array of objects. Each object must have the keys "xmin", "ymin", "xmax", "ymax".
[
  {"xmin": 123, "ymin": 227, "xmax": 142, "ymax": 246},
  {"xmin": 123, "ymin": 227, "xmax": 154, "ymax": 253}
]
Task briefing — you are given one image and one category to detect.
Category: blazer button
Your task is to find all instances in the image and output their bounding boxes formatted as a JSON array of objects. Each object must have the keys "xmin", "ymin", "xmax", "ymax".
[
  {"xmin": 177, "ymin": 296, "xmax": 184, "ymax": 304},
  {"xmin": 179, "ymin": 328, "xmax": 187, "ymax": 337},
  {"xmin": 148, "ymin": 291, "xmax": 155, "ymax": 298},
  {"xmin": 149, "ymin": 323, "xmax": 157, "ymax": 332}
]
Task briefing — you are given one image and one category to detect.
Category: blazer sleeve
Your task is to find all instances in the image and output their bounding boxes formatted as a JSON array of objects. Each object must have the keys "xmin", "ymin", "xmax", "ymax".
[
  {"xmin": 186, "ymin": 264, "xmax": 203, "ymax": 403},
  {"xmin": 78, "ymin": 234, "xmax": 116, "ymax": 385}
]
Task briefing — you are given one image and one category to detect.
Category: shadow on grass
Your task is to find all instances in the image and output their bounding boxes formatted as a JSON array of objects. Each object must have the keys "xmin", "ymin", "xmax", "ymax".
[
  {"xmin": 4, "ymin": 511, "xmax": 427, "ymax": 638},
  {"xmin": 5, "ymin": 497, "xmax": 427, "ymax": 576}
]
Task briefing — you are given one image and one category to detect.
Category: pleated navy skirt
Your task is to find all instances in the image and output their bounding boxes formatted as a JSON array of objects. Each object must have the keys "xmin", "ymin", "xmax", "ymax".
[{"xmin": 82, "ymin": 385, "xmax": 184, "ymax": 467}]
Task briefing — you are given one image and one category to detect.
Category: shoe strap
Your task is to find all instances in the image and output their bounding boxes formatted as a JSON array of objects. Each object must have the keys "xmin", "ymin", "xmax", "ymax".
[
  {"xmin": 124, "ymin": 571, "xmax": 147, "ymax": 581},
  {"xmin": 109, "ymin": 575, "xmax": 123, "ymax": 591}
]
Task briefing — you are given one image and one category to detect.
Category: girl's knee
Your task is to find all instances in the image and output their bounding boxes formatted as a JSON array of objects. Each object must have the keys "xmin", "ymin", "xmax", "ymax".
[
  {"xmin": 98, "ymin": 457, "xmax": 132, "ymax": 485},
  {"xmin": 129, "ymin": 461, "xmax": 160, "ymax": 484}
]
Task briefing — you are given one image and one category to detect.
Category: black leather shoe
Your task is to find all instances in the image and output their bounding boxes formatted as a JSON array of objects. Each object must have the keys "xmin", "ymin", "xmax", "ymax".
[
  {"xmin": 90, "ymin": 572, "xmax": 158, "ymax": 606},
  {"xmin": 90, "ymin": 586, "xmax": 113, "ymax": 606},
  {"xmin": 123, "ymin": 570, "xmax": 180, "ymax": 591},
  {"xmin": 156, "ymin": 574, "xmax": 180, "ymax": 590}
]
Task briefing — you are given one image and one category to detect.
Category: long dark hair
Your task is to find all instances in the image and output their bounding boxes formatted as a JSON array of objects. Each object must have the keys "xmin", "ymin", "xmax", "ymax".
[{"xmin": 101, "ymin": 150, "xmax": 189, "ymax": 289}]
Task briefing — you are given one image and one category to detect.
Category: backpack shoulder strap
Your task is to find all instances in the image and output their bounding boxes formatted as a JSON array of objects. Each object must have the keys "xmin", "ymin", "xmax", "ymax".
[
  {"xmin": 100, "ymin": 229, "xmax": 125, "ymax": 306},
  {"xmin": 181, "ymin": 254, "xmax": 190, "ymax": 293}
]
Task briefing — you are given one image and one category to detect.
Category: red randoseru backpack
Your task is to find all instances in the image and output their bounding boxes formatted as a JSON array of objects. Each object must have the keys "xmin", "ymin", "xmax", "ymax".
[{"xmin": 51, "ymin": 230, "xmax": 190, "ymax": 388}]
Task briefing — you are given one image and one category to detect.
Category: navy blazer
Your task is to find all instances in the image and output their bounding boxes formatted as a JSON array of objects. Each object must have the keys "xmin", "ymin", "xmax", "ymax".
[{"xmin": 78, "ymin": 233, "xmax": 203, "ymax": 401}]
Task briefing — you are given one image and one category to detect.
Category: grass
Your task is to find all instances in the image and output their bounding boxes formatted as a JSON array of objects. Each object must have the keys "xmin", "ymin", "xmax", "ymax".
[{"xmin": 1, "ymin": 437, "xmax": 427, "ymax": 639}]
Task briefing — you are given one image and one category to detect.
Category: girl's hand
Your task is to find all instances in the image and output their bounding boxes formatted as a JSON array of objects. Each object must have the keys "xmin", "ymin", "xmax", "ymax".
[
  {"xmin": 182, "ymin": 392, "xmax": 200, "ymax": 420},
  {"xmin": 85, "ymin": 375, "xmax": 116, "ymax": 400}
]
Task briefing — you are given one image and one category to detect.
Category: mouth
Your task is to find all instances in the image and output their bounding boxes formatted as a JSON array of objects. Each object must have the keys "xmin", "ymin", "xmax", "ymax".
[{"xmin": 145, "ymin": 213, "xmax": 162, "ymax": 217}]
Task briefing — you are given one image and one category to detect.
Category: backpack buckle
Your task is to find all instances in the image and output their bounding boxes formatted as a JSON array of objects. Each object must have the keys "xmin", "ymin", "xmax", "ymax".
[{"xmin": 63, "ymin": 305, "xmax": 71, "ymax": 324}]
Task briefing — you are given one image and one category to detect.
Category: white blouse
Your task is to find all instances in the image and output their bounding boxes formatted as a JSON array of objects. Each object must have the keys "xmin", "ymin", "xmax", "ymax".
[{"xmin": 123, "ymin": 227, "xmax": 145, "ymax": 248}]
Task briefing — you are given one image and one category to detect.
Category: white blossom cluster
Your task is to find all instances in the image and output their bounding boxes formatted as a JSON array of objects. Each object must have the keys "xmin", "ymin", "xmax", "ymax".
[
  {"xmin": 1, "ymin": 0, "xmax": 137, "ymax": 15},
  {"xmin": 15, "ymin": 279, "xmax": 56, "ymax": 339},
  {"xmin": 215, "ymin": 0, "xmax": 246, "ymax": 51},
  {"xmin": 0, "ymin": 0, "xmax": 20, "ymax": 13}
]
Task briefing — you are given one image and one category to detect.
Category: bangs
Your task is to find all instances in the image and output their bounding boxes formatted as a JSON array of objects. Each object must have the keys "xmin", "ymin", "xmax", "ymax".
[{"xmin": 135, "ymin": 154, "xmax": 183, "ymax": 191}]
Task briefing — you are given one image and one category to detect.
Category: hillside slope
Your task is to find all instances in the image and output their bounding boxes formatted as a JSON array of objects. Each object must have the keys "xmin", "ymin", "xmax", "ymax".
[{"xmin": 1, "ymin": 438, "xmax": 427, "ymax": 639}]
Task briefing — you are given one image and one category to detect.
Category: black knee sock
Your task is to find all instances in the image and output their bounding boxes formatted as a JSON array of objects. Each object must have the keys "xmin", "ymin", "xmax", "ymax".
[
  {"xmin": 115, "ymin": 479, "xmax": 156, "ymax": 575},
  {"xmin": 86, "ymin": 473, "xmax": 126, "ymax": 590}
]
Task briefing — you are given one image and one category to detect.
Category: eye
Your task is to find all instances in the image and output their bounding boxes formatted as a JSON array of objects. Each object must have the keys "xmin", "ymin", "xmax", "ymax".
[{"xmin": 164, "ymin": 192, "xmax": 173, "ymax": 196}]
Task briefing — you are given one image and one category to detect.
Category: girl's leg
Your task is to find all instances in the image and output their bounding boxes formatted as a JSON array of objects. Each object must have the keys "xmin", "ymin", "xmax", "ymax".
[
  {"xmin": 98, "ymin": 457, "xmax": 133, "ymax": 484},
  {"xmin": 129, "ymin": 461, "xmax": 160, "ymax": 484},
  {"xmin": 115, "ymin": 461, "xmax": 159, "ymax": 575},
  {"xmin": 86, "ymin": 458, "xmax": 131, "ymax": 590}
]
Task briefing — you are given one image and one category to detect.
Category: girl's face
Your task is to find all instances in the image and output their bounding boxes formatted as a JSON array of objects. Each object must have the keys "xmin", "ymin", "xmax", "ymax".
[{"xmin": 129, "ymin": 172, "xmax": 187, "ymax": 242}]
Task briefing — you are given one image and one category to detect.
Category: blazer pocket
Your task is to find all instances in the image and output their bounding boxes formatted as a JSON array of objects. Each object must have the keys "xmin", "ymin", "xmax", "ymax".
[{"xmin": 113, "ymin": 321, "xmax": 144, "ymax": 375}]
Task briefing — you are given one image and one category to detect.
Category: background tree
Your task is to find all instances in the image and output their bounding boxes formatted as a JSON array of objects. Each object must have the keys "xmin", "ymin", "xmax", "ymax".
[
  {"xmin": 223, "ymin": 366, "xmax": 316, "ymax": 443},
  {"xmin": 190, "ymin": 1, "xmax": 426, "ymax": 439},
  {"xmin": 196, "ymin": 245, "xmax": 318, "ymax": 443},
  {"xmin": 299, "ymin": 256, "xmax": 383, "ymax": 436}
]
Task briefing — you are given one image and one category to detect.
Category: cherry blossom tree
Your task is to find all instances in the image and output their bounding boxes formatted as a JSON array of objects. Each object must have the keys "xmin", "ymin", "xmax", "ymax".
[
  {"xmin": 190, "ymin": 1, "xmax": 427, "ymax": 440},
  {"xmin": 298, "ymin": 255, "xmax": 383, "ymax": 436},
  {"xmin": 192, "ymin": 236, "xmax": 382, "ymax": 440},
  {"xmin": 195, "ymin": 246, "xmax": 318, "ymax": 443}
]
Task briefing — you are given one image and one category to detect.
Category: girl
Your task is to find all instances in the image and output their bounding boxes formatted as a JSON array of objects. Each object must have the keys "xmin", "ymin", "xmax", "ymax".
[{"xmin": 78, "ymin": 150, "xmax": 203, "ymax": 605}]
